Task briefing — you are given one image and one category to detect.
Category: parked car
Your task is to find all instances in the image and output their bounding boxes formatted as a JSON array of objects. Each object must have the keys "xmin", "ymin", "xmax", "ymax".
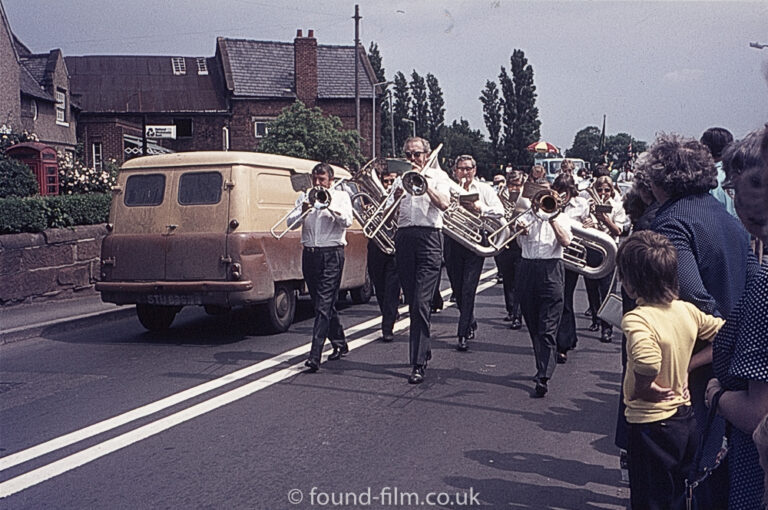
[
  {"xmin": 535, "ymin": 157, "xmax": 587, "ymax": 183},
  {"xmin": 96, "ymin": 151, "xmax": 371, "ymax": 332}
]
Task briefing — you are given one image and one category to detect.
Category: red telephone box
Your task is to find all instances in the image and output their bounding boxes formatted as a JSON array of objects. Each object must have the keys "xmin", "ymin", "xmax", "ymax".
[{"xmin": 5, "ymin": 143, "xmax": 60, "ymax": 195}]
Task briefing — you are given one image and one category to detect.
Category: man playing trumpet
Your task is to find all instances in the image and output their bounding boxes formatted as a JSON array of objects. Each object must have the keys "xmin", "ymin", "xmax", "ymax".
[
  {"xmin": 287, "ymin": 163, "xmax": 354, "ymax": 372},
  {"xmin": 446, "ymin": 155, "xmax": 504, "ymax": 351}
]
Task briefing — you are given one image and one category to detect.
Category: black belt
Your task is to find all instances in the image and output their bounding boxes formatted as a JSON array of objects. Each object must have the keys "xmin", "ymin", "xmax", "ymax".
[
  {"xmin": 398, "ymin": 226, "xmax": 440, "ymax": 232},
  {"xmin": 303, "ymin": 245, "xmax": 343, "ymax": 253}
]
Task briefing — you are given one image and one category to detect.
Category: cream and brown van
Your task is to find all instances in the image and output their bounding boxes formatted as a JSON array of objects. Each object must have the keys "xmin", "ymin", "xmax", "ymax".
[{"xmin": 96, "ymin": 151, "xmax": 371, "ymax": 332}]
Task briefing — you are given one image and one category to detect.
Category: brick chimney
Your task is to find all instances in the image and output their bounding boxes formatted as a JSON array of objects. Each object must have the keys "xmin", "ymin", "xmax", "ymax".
[{"xmin": 294, "ymin": 29, "xmax": 318, "ymax": 107}]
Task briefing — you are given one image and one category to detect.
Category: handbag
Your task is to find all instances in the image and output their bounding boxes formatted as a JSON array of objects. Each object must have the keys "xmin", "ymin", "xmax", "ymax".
[
  {"xmin": 597, "ymin": 270, "xmax": 623, "ymax": 328},
  {"xmin": 683, "ymin": 389, "xmax": 731, "ymax": 510}
]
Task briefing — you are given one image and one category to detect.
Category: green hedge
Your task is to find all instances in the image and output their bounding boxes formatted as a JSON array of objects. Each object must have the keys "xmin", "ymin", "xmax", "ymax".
[{"xmin": 0, "ymin": 193, "xmax": 111, "ymax": 234}]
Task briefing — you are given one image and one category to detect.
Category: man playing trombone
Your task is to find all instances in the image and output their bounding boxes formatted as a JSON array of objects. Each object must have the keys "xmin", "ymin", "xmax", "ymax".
[
  {"xmin": 514, "ymin": 185, "xmax": 574, "ymax": 397},
  {"xmin": 446, "ymin": 155, "xmax": 504, "ymax": 351},
  {"xmin": 392, "ymin": 137, "xmax": 451, "ymax": 384},
  {"xmin": 287, "ymin": 163, "xmax": 354, "ymax": 372}
]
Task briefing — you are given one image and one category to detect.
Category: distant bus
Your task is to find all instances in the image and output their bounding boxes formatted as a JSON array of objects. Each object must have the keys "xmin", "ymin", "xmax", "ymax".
[{"xmin": 535, "ymin": 158, "xmax": 587, "ymax": 183}]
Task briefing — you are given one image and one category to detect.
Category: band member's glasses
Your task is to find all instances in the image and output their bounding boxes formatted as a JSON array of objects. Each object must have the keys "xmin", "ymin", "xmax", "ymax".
[
  {"xmin": 382, "ymin": 178, "xmax": 395, "ymax": 184},
  {"xmin": 404, "ymin": 151, "xmax": 425, "ymax": 158}
]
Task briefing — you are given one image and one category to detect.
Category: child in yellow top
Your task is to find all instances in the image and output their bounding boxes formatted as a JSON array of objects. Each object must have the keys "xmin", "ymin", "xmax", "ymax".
[{"xmin": 617, "ymin": 231, "xmax": 724, "ymax": 510}]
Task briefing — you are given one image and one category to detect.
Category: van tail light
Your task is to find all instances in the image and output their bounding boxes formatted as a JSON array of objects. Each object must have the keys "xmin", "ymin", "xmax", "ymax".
[
  {"xmin": 230, "ymin": 263, "xmax": 242, "ymax": 280},
  {"xmin": 229, "ymin": 219, "xmax": 239, "ymax": 230}
]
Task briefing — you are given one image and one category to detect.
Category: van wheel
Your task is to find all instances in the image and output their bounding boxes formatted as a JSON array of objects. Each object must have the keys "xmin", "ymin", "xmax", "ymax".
[
  {"xmin": 136, "ymin": 304, "xmax": 179, "ymax": 331},
  {"xmin": 349, "ymin": 273, "xmax": 373, "ymax": 304},
  {"xmin": 266, "ymin": 283, "xmax": 296, "ymax": 333}
]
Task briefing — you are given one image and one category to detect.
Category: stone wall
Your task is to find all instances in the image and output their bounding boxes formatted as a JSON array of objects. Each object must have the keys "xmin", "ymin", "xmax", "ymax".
[{"xmin": 0, "ymin": 224, "xmax": 106, "ymax": 305}]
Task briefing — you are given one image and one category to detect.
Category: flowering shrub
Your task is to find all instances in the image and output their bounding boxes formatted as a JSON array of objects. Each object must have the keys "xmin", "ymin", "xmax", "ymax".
[
  {"xmin": 58, "ymin": 152, "xmax": 119, "ymax": 194},
  {"xmin": 0, "ymin": 129, "xmax": 38, "ymax": 153}
]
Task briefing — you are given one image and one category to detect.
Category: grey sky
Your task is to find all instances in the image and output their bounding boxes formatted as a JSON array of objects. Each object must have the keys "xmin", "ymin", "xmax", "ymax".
[{"xmin": 5, "ymin": 0, "xmax": 767, "ymax": 151}]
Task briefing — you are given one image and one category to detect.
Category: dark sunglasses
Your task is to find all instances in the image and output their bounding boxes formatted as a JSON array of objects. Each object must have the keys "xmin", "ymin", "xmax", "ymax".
[
  {"xmin": 382, "ymin": 178, "xmax": 395, "ymax": 184},
  {"xmin": 404, "ymin": 151, "xmax": 425, "ymax": 158}
]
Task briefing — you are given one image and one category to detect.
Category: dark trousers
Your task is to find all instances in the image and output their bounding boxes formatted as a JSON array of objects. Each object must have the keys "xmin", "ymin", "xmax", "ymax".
[
  {"xmin": 445, "ymin": 237, "xmax": 483, "ymax": 337},
  {"xmin": 495, "ymin": 244, "xmax": 522, "ymax": 318},
  {"xmin": 395, "ymin": 227, "xmax": 442, "ymax": 367},
  {"xmin": 517, "ymin": 258, "xmax": 564, "ymax": 381},
  {"xmin": 367, "ymin": 240, "xmax": 400, "ymax": 337},
  {"xmin": 584, "ymin": 248, "xmax": 613, "ymax": 333},
  {"xmin": 556, "ymin": 269, "xmax": 580, "ymax": 353},
  {"xmin": 302, "ymin": 246, "xmax": 346, "ymax": 363},
  {"xmin": 627, "ymin": 406, "xmax": 698, "ymax": 510}
]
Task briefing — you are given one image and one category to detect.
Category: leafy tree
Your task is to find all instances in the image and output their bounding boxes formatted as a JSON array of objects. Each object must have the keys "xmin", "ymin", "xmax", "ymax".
[
  {"xmin": 479, "ymin": 80, "xmax": 502, "ymax": 165},
  {"xmin": 440, "ymin": 119, "xmax": 496, "ymax": 180},
  {"xmin": 392, "ymin": 71, "xmax": 411, "ymax": 154},
  {"xmin": 258, "ymin": 101, "xmax": 362, "ymax": 169},
  {"xmin": 368, "ymin": 42, "xmax": 393, "ymax": 157},
  {"xmin": 566, "ymin": 126, "xmax": 603, "ymax": 166},
  {"xmin": 604, "ymin": 133, "xmax": 647, "ymax": 169},
  {"xmin": 409, "ymin": 71, "xmax": 429, "ymax": 138},
  {"xmin": 498, "ymin": 66, "xmax": 516, "ymax": 164},
  {"xmin": 426, "ymin": 73, "xmax": 445, "ymax": 146}
]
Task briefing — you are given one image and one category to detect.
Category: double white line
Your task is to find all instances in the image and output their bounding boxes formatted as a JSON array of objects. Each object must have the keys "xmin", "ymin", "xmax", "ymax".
[{"xmin": 0, "ymin": 271, "xmax": 498, "ymax": 498}]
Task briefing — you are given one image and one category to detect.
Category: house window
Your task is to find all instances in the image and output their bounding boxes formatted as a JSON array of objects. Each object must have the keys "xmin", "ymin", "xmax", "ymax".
[
  {"xmin": 254, "ymin": 120, "xmax": 270, "ymax": 138},
  {"xmin": 196, "ymin": 58, "xmax": 208, "ymax": 75},
  {"xmin": 171, "ymin": 57, "xmax": 186, "ymax": 75},
  {"xmin": 92, "ymin": 142, "xmax": 103, "ymax": 171},
  {"xmin": 173, "ymin": 118, "xmax": 193, "ymax": 138},
  {"xmin": 56, "ymin": 89, "xmax": 67, "ymax": 124}
]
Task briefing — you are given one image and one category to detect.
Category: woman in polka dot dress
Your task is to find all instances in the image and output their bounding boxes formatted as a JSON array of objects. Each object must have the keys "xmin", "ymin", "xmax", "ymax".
[{"xmin": 706, "ymin": 127, "xmax": 768, "ymax": 509}]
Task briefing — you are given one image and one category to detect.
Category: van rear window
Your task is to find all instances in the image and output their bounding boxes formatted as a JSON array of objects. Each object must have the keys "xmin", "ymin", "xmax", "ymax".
[
  {"xmin": 178, "ymin": 172, "xmax": 222, "ymax": 205},
  {"xmin": 124, "ymin": 174, "xmax": 165, "ymax": 206}
]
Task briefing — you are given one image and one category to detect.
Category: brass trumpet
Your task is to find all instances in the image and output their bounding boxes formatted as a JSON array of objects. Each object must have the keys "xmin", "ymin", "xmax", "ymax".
[{"xmin": 270, "ymin": 184, "xmax": 335, "ymax": 240}]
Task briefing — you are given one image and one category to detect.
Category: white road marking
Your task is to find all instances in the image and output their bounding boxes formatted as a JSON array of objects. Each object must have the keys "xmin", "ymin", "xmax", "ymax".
[{"xmin": 0, "ymin": 270, "xmax": 497, "ymax": 498}]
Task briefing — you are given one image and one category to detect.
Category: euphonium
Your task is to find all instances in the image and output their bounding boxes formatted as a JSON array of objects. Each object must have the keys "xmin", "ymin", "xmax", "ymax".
[
  {"xmin": 349, "ymin": 158, "xmax": 396, "ymax": 255},
  {"xmin": 563, "ymin": 224, "xmax": 617, "ymax": 279}
]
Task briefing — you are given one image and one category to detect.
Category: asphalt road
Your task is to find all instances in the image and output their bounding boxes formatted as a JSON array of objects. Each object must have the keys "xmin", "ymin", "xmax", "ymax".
[{"xmin": 0, "ymin": 265, "xmax": 629, "ymax": 509}]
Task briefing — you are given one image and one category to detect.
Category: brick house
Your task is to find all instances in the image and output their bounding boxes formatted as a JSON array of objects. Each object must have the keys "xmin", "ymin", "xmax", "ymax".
[
  {"xmin": 0, "ymin": 1, "xmax": 77, "ymax": 155},
  {"xmin": 68, "ymin": 29, "xmax": 380, "ymax": 168}
]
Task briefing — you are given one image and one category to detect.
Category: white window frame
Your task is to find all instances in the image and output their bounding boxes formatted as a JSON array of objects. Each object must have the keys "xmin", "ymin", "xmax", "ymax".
[
  {"xmin": 55, "ymin": 89, "xmax": 68, "ymax": 125},
  {"xmin": 253, "ymin": 120, "xmax": 270, "ymax": 139},
  {"xmin": 196, "ymin": 57, "xmax": 208, "ymax": 75},
  {"xmin": 92, "ymin": 142, "xmax": 103, "ymax": 171},
  {"xmin": 171, "ymin": 57, "xmax": 186, "ymax": 75},
  {"xmin": 31, "ymin": 99, "xmax": 38, "ymax": 120}
]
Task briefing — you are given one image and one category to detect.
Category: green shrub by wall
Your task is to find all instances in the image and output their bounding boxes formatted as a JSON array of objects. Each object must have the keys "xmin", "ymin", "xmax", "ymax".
[
  {"xmin": 0, "ymin": 158, "xmax": 38, "ymax": 198},
  {"xmin": 0, "ymin": 193, "xmax": 111, "ymax": 234}
]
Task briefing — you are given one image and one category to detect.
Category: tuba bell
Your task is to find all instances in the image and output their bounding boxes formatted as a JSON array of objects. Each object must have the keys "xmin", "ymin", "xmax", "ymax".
[{"xmin": 349, "ymin": 158, "xmax": 397, "ymax": 255}]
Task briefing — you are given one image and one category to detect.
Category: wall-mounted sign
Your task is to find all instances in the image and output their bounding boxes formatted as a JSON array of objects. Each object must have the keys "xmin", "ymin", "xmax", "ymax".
[{"xmin": 145, "ymin": 125, "xmax": 176, "ymax": 139}]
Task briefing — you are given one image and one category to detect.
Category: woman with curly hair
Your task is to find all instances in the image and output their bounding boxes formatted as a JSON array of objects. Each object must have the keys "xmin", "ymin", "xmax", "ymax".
[{"xmin": 646, "ymin": 133, "xmax": 760, "ymax": 508}]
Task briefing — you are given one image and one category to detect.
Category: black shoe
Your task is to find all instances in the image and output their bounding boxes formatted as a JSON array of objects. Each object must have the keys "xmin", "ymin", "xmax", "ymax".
[
  {"xmin": 457, "ymin": 336, "xmax": 468, "ymax": 351},
  {"xmin": 304, "ymin": 359, "xmax": 319, "ymax": 372},
  {"xmin": 600, "ymin": 330, "xmax": 613, "ymax": 343},
  {"xmin": 467, "ymin": 327, "xmax": 476, "ymax": 340},
  {"xmin": 430, "ymin": 306, "xmax": 442, "ymax": 314},
  {"xmin": 557, "ymin": 352, "xmax": 567, "ymax": 364},
  {"xmin": 583, "ymin": 309, "xmax": 592, "ymax": 317},
  {"xmin": 510, "ymin": 318, "xmax": 522, "ymax": 330},
  {"xmin": 533, "ymin": 380, "xmax": 548, "ymax": 397},
  {"xmin": 408, "ymin": 365, "xmax": 425, "ymax": 384},
  {"xmin": 381, "ymin": 334, "xmax": 394, "ymax": 343},
  {"xmin": 588, "ymin": 321, "xmax": 600, "ymax": 332},
  {"xmin": 328, "ymin": 344, "xmax": 349, "ymax": 360},
  {"xmin": 503, "ymin": 313, "xmax": 514, "ymax": 322}
]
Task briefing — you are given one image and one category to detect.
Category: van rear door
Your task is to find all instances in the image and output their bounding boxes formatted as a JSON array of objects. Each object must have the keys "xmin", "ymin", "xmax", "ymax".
[{"xmin": 164, "ymin": 167, "xmax": 231, "ymax": 281}]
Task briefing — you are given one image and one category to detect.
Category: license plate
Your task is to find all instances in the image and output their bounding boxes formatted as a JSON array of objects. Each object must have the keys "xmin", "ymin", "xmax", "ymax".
[{"xmin": 142, "ymin": 294, "xmax": 203, "ymax": 306}]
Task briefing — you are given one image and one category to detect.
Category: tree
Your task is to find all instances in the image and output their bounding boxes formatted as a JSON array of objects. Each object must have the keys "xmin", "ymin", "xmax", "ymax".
[
  {"xmin": 498, "ymin": 66, "xmax": 516, "ymax": 164},
  {"xmin": 508, "ymin": 49, "xmax": 541, "ymax": 168},
  {"xmin": 604, "ymin": 133, "xmax": 647, "ymax": 169},
  {"xmin": 392, "ymin": 71, "xmax": 411, "ymax": 153},
  {"xmin": 426, "ymin": 73, "xmax": 445, "ymax": 146},
  {"xmin": 440, "ymin": 119, "xmax": 495, "ymax": 180},
  {"xmin": 368, "ymin": 42, "xmax": 393, "ymax": 157},
  {"xmin": 409, "ymin": 71, "xmax": 429, "ymax": 138},
  {"xmin": 479, "ymin": 80, "xmax": 502, "ymax": 165},
  {"xmin": 258, "ymin": 101, "xmax": 362, "ymax": 169},
  {"xmin": 566, "ymin": 126, "xmax": 603, "ymax": 166}
]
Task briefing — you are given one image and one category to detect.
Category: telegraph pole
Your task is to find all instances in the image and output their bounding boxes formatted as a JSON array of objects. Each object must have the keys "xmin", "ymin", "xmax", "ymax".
[{"xmin": 353, "ymin": 5, "xmax": 361, "ymax": 147}]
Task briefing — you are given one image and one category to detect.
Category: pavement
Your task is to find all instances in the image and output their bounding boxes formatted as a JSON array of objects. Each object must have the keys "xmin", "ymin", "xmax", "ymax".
[{"xmin": 0, "ymin": 290, "xmax": 135, "ymax": 344}]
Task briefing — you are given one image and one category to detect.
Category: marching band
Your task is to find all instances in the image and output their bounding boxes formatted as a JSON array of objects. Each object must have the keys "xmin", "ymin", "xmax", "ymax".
[{"xmin": 279, "ymin": 148, "xmax": 629, "ymax": 393}]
